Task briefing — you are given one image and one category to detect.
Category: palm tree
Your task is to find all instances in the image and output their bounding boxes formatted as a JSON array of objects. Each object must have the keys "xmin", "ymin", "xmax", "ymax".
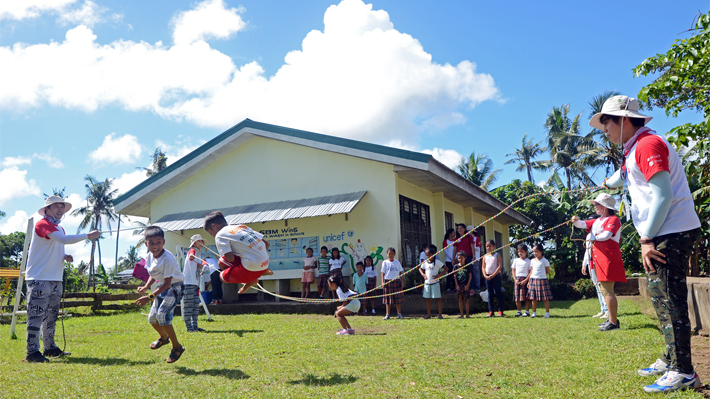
[
  {"xmin": 544, "ymin": 105, "xmax": 598, "ymax": 189},
  {"xmin": 132, "ymin": 220, "xmax": 148, "ymax": 248},
  {"xmin": 117, "ymin": 245, "xmax": 141, "ymax": 273},
  {"xmin": 587, "ymin": 91, "xmax": 623, "ymax": 174},
  {"xmin": 457, "ymin": 152, "xmax": 502, "ymax": 191},
  {"xmin": 137, "ymin": 148, "xmax": 168, "ymax": 177},
  {"xmin": 504, "ymin": 133, "xmax": 550, "ymax": 183},
  {"xmin": 71, "ymin": 175, "xmax": 119, "ymax": 288}
]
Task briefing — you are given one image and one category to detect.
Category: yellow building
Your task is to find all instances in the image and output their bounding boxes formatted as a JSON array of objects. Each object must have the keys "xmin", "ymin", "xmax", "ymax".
[{"xmin": 115, "ymin": 119, "xmax": 530, "ymax": 300}]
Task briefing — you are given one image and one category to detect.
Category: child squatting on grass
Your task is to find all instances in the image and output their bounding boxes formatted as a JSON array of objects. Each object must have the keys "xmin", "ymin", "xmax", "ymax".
[
  {"xmin": 329, "ymin": 275, "xmax": 361, "ymax": 335},
  {"xmin": 203, "ymin": 211, "xmax": 274, "ymax": 295},
  {"xmin": 134, "ymin": 226, "xmax": 186, "ymax": 363},
  {"xmin": 511, "ymin": 243, "xmax": 532, "ymax": 317}
]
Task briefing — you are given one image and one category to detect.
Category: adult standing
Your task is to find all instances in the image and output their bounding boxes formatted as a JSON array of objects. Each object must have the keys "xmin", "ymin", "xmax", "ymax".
[
  {"xmin": 571, "ymin": 193, "xmax": 625, "ymax": 331},
  {"xmin": 454, "ymin": 224, "xmax": 479, "ymax": 293},
  {"xmin": 24, "ymin": 196, "xmax": 100, "ymax": 362},
  {"xmin": 592, "ymin": 95, "xmax": 701, "ymax": 393}
]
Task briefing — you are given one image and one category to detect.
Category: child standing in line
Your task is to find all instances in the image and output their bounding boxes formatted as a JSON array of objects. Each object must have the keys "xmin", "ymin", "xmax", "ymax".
[
  {"xmin": 381, "ymin": 247, "xmax": 404, "ymax": 320},
  {"xmin": 419, "ymin": 245, "xmax": 447, "ymax": 319},
  {"xmin": 203, "ymin": 212, "xmax": 274, "ymax": 294},
  {"xmin": 352, "ymin": 262, "xmax": 368, "ymax": 315},
  {"xmin": 329, "ymin": 248, "xmax": 347, "ymax": 299},
  {"xmin": 302, "ymin": 248, "xmax": 317, "ymax": 299},
  {"xmin": 511, "ymin": 243, "xmax": 532, "ymax": 317},
  {"xmin": 134, "ymin": 226, "xmax": 186, "ymax": 363},
  {"xmin": 316, "ymin": 246, "xmax": 331, "ymax": 299},
  {"xmin": 453, "ymin": 251, "xmax": 472, "ymax": 318},
  {"xmin": 482, "ymin": 240, "xmax": 505, "ymax": 317},
  {"xmin": 442, "ymin": 228, "xmax": 457, "ymax": 292},
  {"xmin": 363, "ymin": 255, "xmax": 378, "ymax": 315},
  {"xmin": 329, "ymin": 275, "xmax": 361, "ymax": 335},
  {"xmin": 184, "ymin": 234, "xmax": 207, "ymax": 332},
  {"xmin": 528, "ymin": 244, "xmax": 553, "ymax": 318}
]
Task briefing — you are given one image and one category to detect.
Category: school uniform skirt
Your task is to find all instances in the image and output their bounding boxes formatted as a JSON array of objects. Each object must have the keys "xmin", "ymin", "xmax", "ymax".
[
  {"xmin": 527, "ymin": 278, "xmax": 553, "ymax": 301},
  {"xmin": 514, "ymin": 277, "xmax": 529, "ymax": 302},
  {"xmin": 383, "ymin": 278, "xmax": 404, "ymax": 304},
  {"xmin": 366, "ymin": 276, "xmax": 377, "ymax": 292}
]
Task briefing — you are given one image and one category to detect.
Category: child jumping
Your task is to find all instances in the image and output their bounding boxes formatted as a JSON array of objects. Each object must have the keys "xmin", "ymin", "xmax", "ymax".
[
  {"xmin": 528, "ymin": 244, "xmax": 552, "ymax": 318},
  {"xmin": 184, "ymin": 234, "xmax": 207, "ymax": 332},
  {"xmin": 134, "ymin": 226, "xmax": 186, "ymax": 363},
  {"xmin": 419, "ymin": 244, "xmax": 447, "ymax": 319},
  {"xmin": 302, "ymin": 247, "xmax": 317, "ymax": 298},
  {"xmin": 482, "ymin": 240, "xmax": 505, "ymax": 317},
  {"xmin": 511, "ymin": 243, "xmax": 532, "ymax": 317},
  {"xmin": 363, "ymin": 255, "xmax": 378, "ymax": 315},
  {"xmin": 329, "ymin": 275, "xmax": 361, "ymax": 335},
  {"xmin": 203, "ymin": 211, "xmax": 274, "ymax": 294},
  {"xmin": 316, "ymin": 246, "xmax": 331, "ymax": 299},
  {"xmin": 352, "ymin": 262, "xmax": 368, "ymax": 315},
  {"xmin": 381, "ymin": 247, "xmax": 404, "ymax": 320},
  {"xmin": 453, "ymin": 251, "xmax": 472, "ymax": 318}
]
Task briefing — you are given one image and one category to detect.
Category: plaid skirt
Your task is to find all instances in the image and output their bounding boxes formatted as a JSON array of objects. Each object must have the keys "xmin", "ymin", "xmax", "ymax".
[
  {"xmin": 329, "ymin": 268, "xmax": 343, "ymax": 280},
  {"xmin": 301, "ymin": 270, "xmax": 314, "ymax": 283},
  {"xmin": 527, "ymin": 278, "xmax": 553, "ymax": 301},
  {"xmin": 383, "ymin": 278, "xmax": 404, "ymax": 305},
  {"xmin": 514, "ymin": 277, "xmax": 529, "ymax": 302},
  {"xmin": 317, "ymin": 274, "xmax": 330, "ymax": 291},
  {"xmin": 366, "ymin": 276, "xmax": 377, "ymax": 292}
]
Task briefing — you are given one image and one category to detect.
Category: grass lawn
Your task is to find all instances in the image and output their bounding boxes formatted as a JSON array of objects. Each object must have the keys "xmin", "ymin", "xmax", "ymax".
[{"xmin": 0, "ymin": 298, "xmax": 705, "ymax": 398}]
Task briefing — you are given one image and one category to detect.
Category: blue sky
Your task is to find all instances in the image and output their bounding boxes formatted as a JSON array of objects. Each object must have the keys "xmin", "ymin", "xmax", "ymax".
[{"xmin": 1, "ymin": 0, "xmax": 707, "ymax": 267}]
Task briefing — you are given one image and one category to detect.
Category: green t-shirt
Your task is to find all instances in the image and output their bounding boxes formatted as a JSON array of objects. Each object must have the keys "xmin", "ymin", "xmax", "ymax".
[{"xmin": 317, "ymin": 257, "xmax": 330, "ymax": 275}]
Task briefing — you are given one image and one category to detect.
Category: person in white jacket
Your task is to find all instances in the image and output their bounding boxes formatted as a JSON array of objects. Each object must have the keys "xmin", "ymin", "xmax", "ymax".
[{"xmin": 24, "ymin": 196, "xmax": 100, "ymax": 363}]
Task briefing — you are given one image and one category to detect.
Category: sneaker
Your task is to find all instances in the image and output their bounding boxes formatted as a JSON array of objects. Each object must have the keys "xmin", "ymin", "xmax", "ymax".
[
  {"xmin": 346, "ymin": 329, "xmax": 355, "ymax": 335},
  {"xmin": 638, "ymin": 359, "xmax": 670, "ymax": 377},
  {"xmin": 437, "ymin": 315, "xmax": 443, "ymax": 319},
  {"xmin": 397, "ymin": 313, "xmax": 404, "ymax": 319},
  {"xmin": 423, "ymin": 315, "xmax": 431, "ymax": 320},
  {"xmin": 336, "ymin": 329, "xmax": 348, "ymax": 335},
  {"xmin": 514, "ymin": 311, "xmax": 522, "ymax": 317},
  {"xmin": 592, "ymin": 311, "xmax": 605, "ymax": 318},
  {"xmin": 530, "ymin": 312, "xmax": 537, "ymax": 318},
  {"xmin": 598, "ymin": 320, "xmax": 610, "ymax": 328},
  {"xmin": 544, "ymin": 313, "xmax": 550, "ymax": 318},
  {"xmin": 598, "ymin": 320, "xmax": 620, "ymax": 331},
  {"xmin": 643, "ymin": 371, "xmax": 702, "ymax": 393},
  {"xmin": 522, "ymin": 311, "xmax": 530, "ymax": 317},
  {"xmin": 371, "ymin": 309, "xmax": 376, "ymax": 314},
  {"xmin": 43, "ymin": 347, "xmax": 69, "ymax": 358},
  {"xmin": 600, "ymin": 312, "xmax": 608, "ymax": 320},
  {"xmin": 383, "ymin": 314, "xmax": 390, "ymax": 320},
  {"xmin": 496, "ymin": 311, "xmax": 504, "ymax": 317},
  {"xmin": 486, "ymin": 312, "xmax": 493, "ymax": 318},
  {"xmin": 25, "ymin": 351, "xmax": 48, "ymax": 363}
]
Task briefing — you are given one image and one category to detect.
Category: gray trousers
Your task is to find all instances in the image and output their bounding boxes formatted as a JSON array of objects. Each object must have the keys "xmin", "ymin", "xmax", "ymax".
[
  {"xmin": 26, "ymin": 280, "xmax": 62, "ymax": 355},
  {"xmin": 183, "ymin": 284, "xmax": 200, "ymax": 331}
]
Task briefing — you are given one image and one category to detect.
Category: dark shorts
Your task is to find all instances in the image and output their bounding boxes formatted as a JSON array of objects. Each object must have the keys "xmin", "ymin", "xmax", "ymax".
[
  {"xmin": 383, "ymin": 278, "xmax": 404, "ymax": 305},
  {"xmin": 527, "ymin": 278, "xmax": 553, "ymax": 301}
]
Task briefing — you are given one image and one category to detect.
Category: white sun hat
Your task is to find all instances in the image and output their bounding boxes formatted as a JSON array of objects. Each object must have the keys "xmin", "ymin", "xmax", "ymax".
[
  {"xmin": 590, "ymin": 193, "xmax": 616, "ymax": 211},
  {"xmin": 38, "ymin": 195, "xmax": 72, "ymax": 216},
  {"xmin": 190, "ymin": 234, "xmax": 205, "ymax": 246},
  {"xmin": 589, "ymin": 95, "xmax": 653, "ymax": 131}
]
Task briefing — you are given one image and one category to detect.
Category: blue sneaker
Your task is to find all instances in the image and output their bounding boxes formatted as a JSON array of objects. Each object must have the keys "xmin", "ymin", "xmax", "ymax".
[
  {"xmin": 643, "ymin": 371, "xmax": 701, "ymax": 393},
  {"xmin": 638, "ymin": 359, "xmax": 669, "ymax": 376}
]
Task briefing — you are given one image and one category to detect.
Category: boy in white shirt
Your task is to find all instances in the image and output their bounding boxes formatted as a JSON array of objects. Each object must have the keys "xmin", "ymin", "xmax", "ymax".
[
  {"xmin": 203, "ymin": 211, "xmax": 274, "ymax": 295},
  {"xmin": 419, "ymin": 245, "xmax": 447, "ymax": 319},
  {"xmin": 24, "ymin": 196, "xmax": 100, "ymax": 363},
  {"xmin": 134, "ymin": 226, "xmax": 186, "ymax": 363}
]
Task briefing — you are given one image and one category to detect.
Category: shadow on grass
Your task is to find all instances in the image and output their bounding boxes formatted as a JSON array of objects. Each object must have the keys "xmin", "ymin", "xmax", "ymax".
[
  {"xmin": 176, "ymin": 367, "xmax": 249, "ymax": 380},
  {"xmin": 202, "ymin": 329, "xmax": 263, "ymax": 337},
  {"xmin": 287, "ymin": 373, "xmax": 358, "ymax": 386},
  {"xmin": 552, "ymin": 311, "xmax": 642, "ymax": 319},
  {"xmin": 65, "ymin": 357, "xmax": 154, "ymax": 366},
  {"xmin": 624, "ymin": 323, "xmax": 660, "ymax": 331}
]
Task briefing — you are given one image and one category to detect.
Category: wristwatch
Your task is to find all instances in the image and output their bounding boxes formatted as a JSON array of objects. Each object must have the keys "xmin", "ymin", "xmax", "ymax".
[
  {"xmin": 148, "ymin": 293, "xmax": 156, "ymax": 300},
  {"xmin": 639, "ymin": 238, "xmax": 654, "ymax": 244}
]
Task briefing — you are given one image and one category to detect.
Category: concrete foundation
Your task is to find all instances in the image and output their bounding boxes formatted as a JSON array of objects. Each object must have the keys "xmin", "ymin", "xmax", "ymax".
[{"xmin": 639, "ymin": 276, "xmax": 710, "ymax": 335}]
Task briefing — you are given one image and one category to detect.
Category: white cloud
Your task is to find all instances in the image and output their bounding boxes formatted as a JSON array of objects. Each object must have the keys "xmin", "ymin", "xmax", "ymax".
[
  {"xmin": 1, "ymin": 156, "xmax": 32, "ymax": 167},
  {"xmin": 0, "ymin": 0, "xmax": 499, "ymax": 148},
  {"xmin": 113, "ymin": 170, "xmax": 147, "ymax": 195},
  {"xmin": 155, "ymin": 139, "xmax": 204, "ymax": 165},
  {"xmin": 57, "ymin": 0, "xmax": 109, "ymax": 28},
  {"xmin": 0, "ymin": 210, "xmax": 31, "ymax": 234},
  {"xmin": 0, "ymin": 167, "xmax": 41, "ymax": 206},
  {"xmin": 422, "ymin": 148, "xmax": 464, "ymax": 170},
  {"xmin": 0, "ymin": 0, "xmax": 77, "ymax": 20},
  {"xmin": 172, "ymin": 0, "xmax": 246, "ymax": 45},
  {"xmin": 33, "ymin": 152, "xmax": 65, "ymax": 168},
  {"xmin": 88, "ymin": 133, "xmax": 143, "ymax": 165}
]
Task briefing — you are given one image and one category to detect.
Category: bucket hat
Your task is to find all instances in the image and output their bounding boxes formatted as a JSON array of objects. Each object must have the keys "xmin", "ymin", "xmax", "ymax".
[
  {"xmin": 590, "ymin": 193, "xmax": 616, "ymax": 211},
  {"xmin": 589, "ymin": 95, "xmax": 652, "ymax": 130},
  {"xmin": 38, "ymin": 195, "xmax": 72, "ymax": 216}
]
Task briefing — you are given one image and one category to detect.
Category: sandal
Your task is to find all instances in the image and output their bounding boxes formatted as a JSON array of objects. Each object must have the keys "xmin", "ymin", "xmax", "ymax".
[
  {"xmin": 150, "ymin": 337, "xmax": 170, "ymax": 350},
  {"xmin": 167, "ymin": 346, "xmax": 185, "ymax": 363}
]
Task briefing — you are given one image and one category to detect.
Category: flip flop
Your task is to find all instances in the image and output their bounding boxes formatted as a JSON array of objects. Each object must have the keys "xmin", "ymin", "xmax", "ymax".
[
  {"xmin": 150, "ymin": 337, "xmax": 170, "ymax": 350},
  {"xmin": 167, "ymin": 346, "xmax": 185, "ymax": 363}
]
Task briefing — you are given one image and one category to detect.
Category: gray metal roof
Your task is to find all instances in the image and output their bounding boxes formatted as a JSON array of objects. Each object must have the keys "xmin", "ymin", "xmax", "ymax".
[{"xmin": 153, "ymin": 191, "xmax": 367, "ymax": 231}]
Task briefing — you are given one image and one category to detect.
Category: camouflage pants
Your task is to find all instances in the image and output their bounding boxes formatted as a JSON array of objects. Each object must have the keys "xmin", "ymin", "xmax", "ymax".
[
  {"xmin": 26, "ymin": 280, "xmax": 63, "ymax": 356},
  {"xmin": 646, "ymin": 228, "xmax": 699, "ymax": 374}
]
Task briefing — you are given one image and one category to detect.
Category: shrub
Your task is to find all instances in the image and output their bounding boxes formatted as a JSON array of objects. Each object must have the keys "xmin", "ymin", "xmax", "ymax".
[
  {"xmin": 574, "ymin": 278, "xmax": 596, "ymax": 299},
  {"xmin": 550, "ymin": 281, "xmax": 582, "ymax": 301}
]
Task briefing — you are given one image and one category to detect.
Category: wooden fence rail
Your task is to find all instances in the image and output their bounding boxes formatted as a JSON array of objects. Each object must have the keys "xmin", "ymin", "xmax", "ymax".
[{"xmin": 62, "ymin": 292, "xmax": 142, "ymax": 311}]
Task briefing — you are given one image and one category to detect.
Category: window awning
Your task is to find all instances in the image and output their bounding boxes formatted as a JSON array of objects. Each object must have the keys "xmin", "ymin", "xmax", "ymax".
[{"xmin": 152, "ymin": 191, "xmax": 367, "ymax": 231}]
